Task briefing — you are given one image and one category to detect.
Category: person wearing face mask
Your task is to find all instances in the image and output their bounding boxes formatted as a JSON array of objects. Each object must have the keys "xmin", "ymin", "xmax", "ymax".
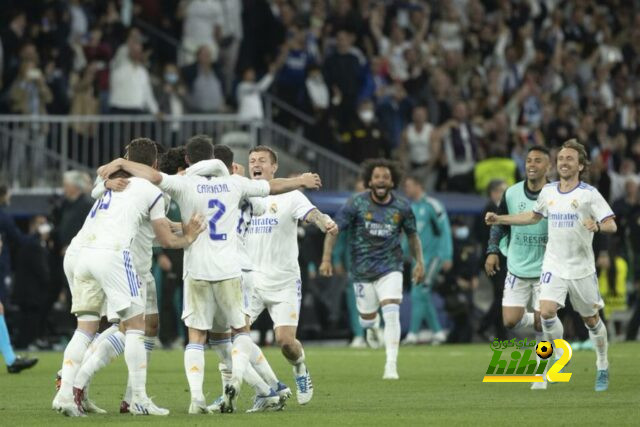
[
  {"xmin": 339, "ymin": 99, "xmax": 389, "ymax": 164},
  {"xmin": 13, "ymin": 215, "xmax": 52, "ymax": 350},
  {"xmin": 156, "ymin": 64, "xmax": 186, "ymax": 145}
]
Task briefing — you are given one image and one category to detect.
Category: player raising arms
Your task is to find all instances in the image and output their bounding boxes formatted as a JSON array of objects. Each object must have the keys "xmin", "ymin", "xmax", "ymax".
[
  {"xmin": 245, "ymin": 146, "xmax": 338, "ymax": 405},
  {"xmin": 99, "ymin": 136, "xmax": 323, "ymax": 413},
  {"xmin": 486, "ymin": 139, "xmax": 616, "ymax": 391},
  {"xmin": 320, "ymin": 158, "xmax": 425, "ymax": 380},
  {"xmin": 484, "ymin": 146, "xmax": 551, "ymax": 389}
]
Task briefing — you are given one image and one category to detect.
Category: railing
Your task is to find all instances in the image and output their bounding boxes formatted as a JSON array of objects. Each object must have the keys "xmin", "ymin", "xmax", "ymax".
[{"xmin": 0, "ymin": 114, "xmax": 359, "ymax": 191}]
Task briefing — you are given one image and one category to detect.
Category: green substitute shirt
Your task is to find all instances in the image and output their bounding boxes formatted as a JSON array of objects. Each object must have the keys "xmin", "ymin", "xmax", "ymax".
[{"xmin": 487, "ymin": 180, "xmax": 548, "ymax": 279}]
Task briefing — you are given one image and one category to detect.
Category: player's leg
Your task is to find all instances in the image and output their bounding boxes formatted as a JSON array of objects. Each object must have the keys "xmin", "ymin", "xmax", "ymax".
[
  {"xmin": 404, "ymin": 284, "xmax": 425, "ymax": 344},
  {"xmin": 182, "ymin": 277, "xmax": 214, "ymax": 414},
  {"xmin": 55, "ymin": 262, "xmax": 104, "ymax": 416},
  {"xmin": 240, "ymin": 271, "xmax": 288, "ymax": 399},
  {"xmin": 123, "ymin": 274, "xmax": 159, "ymax": 410},
  {"xmin": 570, "ymin": 275, "xmax": 609, "ymax": 391},
  {"xmin": 268, "ymin": 281, "xmax": 312, "ymax": 405},
  {"xmin": 377, "ymin": 272, "xmax": 404, "ymax": 380},
  {"xmin": 422, "ymin": 262, "xmax": 445, "ymax": 343},
  {"xmin": 0, "ymin": 301, "xmax": 37, "ymax": 373},
  {"xmin": 539, "ymin": 272, "xmax": 567, "ymax": 360},
  {"xmin": 73, "ymin": 322, "xmax": 121, "ymax": 413},
  {"xmin": 345, "ymin": 279, "xmax": 365, "ymax": 347},
  {"xmin": 502, "ymin": 274, "xmax": 533, "ymax": 331},
  {"xmin": 354, "ymin": 281, "xmax": 384, "ymax": 349},
  {"xmin": 100, "ymin": 249, "xmax": 167, "ymax": 416}
]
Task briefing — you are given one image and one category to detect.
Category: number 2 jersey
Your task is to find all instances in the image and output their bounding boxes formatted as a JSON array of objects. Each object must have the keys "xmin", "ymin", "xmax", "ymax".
[
  {"xmin": 334, "ymin": 191, "xmax": 417, "ymax": 282},
  {"xmin": 158, "ymin": 170, "xmax": 270, "ymax": 281},
  {"xmin": 533, "ymin": 181, "xmax": 614, "ymax": 279}
]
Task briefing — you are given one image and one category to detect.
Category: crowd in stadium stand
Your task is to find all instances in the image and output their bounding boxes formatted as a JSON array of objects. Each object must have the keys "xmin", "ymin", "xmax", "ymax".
[{"xmin": 1, "ymin": 1, "xmax": 640, "ymax": 348}]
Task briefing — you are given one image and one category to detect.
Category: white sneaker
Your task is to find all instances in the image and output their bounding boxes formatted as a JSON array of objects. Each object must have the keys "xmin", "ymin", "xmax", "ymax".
[
  {"xmin": 129, "ymin": 397, "xmax": 170, "ymax": 416},
  {"xmin": 294, "ymin": 369, "xmax": 313, "ymax": 405},
  {"xmin": 82, "ymin": 397, "xmax": 107, "ymax": 414},
  {"xmin": 417, "ymin": 329, "xmax": 433, "ymax": 343},
  {"xmin": 401, "ymin": 332, "xmax": 418, "ymax": 345},
  {"xmin": 206, "ymin": 396, "xmax": 223, "ymax": 412},
  {"xmin": 57, "ymin": 397, "xmax": 85, "ymax": 417},
  {"xmin": 222, "ymin": 381, "xmax": 240, "ymax": 413},
  {"xmin": 366, "ymin": 327, "xmax": 384, "ymax": 349},
  {"xmin": 383, "ymin": 363, "xmax": 399, "ymax": 380},
  {"xmin": 432, "ymin": 331, "xmax": 447, "ymax": 345},
  {"xmin": 275, "ymin": 381, "xmax": 292, "ymax": 405},
  {"xmin": 246, "ymin": 390, "xmax": 280, "ymax": 413},
  {"xmin": 52, "ymin": 391, "xmax": 63, "ymax": 411},
  {"xmin": 350, "ymin": 336, "xmax": 366, "ymax": 348},
  {"xmin": 188, "ymin": 398, "xmax": 212, "ymax": 414},
  {"xmin": 530, "ymin": 380, "xmax": 548, "ymax": 390}
]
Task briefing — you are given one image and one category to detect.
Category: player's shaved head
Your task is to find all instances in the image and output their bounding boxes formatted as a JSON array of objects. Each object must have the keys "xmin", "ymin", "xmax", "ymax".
[
  {"xmin": 185, "ymin": 134, "xmax": 214, "ymax": 165},
  {"xmin": 126, "ymin": 138, "xmax": 158, "ymax": 167},
  {"xmin": 213, "ymin": 144, "xmax": 234, "ymax": 172}
]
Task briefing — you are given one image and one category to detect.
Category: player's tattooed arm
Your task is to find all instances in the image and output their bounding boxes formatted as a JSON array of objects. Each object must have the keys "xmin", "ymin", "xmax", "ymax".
[
  {"xmin": 319, "ymin": 232, "xmax": 338, "ymax": 277},
  {"xmin": 305, "ymin": 209, "xmax": 339, "ymax": 235},
  {"xmin": 486, "ymin": 223, "xmax": 507, "ymax": 254},
  {"xmin": 407, "ymin": 233, "xmax": 425, "ymax": 284}
]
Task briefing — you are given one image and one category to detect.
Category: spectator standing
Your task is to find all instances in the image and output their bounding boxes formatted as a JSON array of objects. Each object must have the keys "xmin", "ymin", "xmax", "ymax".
[{"xmin": 182, "ymin": 45, "xmax": 226, "ymax": 113}]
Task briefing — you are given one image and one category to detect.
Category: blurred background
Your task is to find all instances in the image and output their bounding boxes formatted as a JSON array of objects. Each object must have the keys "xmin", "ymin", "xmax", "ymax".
[{"xmin": 0, "ymin": 0, "xmax": 639, "ymax": 351}]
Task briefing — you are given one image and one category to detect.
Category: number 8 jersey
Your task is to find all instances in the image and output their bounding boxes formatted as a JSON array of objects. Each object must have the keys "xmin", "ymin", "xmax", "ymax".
[{"xmin": 158, "ymin": 170, "xmax": 270, "ymax": 282}]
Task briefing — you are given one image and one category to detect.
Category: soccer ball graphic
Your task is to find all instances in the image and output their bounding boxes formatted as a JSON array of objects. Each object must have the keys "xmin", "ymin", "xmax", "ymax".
[{"xmin": 535, "ymin": 341, "xmax": 554, "ymax": 359}]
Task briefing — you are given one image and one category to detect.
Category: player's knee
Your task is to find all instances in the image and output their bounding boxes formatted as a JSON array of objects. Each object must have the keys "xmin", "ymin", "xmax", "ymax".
[
  {"xmin": 583, "ymin": 314, "xmax": 599, "ymax": 328},
  {"xmin": 276, "ymin": 334, "xmax": 296, "ymax": 349},
  {"xmin": 145, "ymin": 318, "xmax": 159, "ymax": 337},
  {"xmin": 0, "ymin": 302, "xmax": 4, "ymax": 315},
  {"xmin": 503, "ymin": 319, "xmax": 518, "ymax": 329}
]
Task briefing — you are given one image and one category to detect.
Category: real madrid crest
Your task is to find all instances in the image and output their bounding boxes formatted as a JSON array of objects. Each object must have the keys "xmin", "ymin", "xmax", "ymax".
[
  {"xmin": 571, "ymin": 199, "xmax": 579, "ymax": 209},
  {"xmin": 269, "ymin": 203, "xmax": 278, "ymax": 214}
]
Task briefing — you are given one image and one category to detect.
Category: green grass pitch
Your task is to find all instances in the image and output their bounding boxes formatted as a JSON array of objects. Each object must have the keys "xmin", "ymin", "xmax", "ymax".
[{"xmin": 2, "ymin": 343, "xmax": 639, "ymax": 426}]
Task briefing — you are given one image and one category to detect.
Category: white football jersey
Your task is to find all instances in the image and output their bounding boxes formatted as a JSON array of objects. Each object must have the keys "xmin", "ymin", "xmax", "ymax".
[
  {"xmin": 81, "ymin": 177, "xmax": 165, "ymax": 251},
  {"xmin": 247, "ymin": 191, "xmax": 316, "ymax": 290},
  {"xmin": 237, "ymin": 197, "xmax": 267, "ymax": 271},
  {"xmin": 534, "ymin": 181, "xmax": 614, "ymax": 279},
  {"xmin": 159, "ymin": 170, "xmax": 270, "ymax": 281}
]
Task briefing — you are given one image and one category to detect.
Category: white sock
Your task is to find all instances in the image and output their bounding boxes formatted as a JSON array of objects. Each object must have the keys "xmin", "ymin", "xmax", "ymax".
[
  {"xmin": 210, "ymin": 337, "xmax": 233, "ymax": 370},
  {"xmin": 359, "ymin": 315, "xmax": 379, "ymax": 330},
  {"xmin": 587, "ymin": 319, "xmax": 609, "ymax": 370},
  {"xmin": 125, "ymin": 335, "xmax": 155, "ymax": 402},
  {"xmin": 60, "ymin": 329, "xmax": 94, "ymax": 397},
  {"xmin": 382, "ymin": 304, "xmax": 400, "ymax": 365},
  {"xmin": 74, "ymin": 331, "xmax": 124, "ymax": 389},
  {"xmin": 124, "ymin": 330, "xmax": 147, "ymax": 401},
  {"xmin": 288, "ymin": 348, "xmax": 307, "ymax": 377},
  {"xmin": 231, "ymin": 334, "xmax": 253, "ymax": 387},
  {"xmin": 541, "ymin": 316, "xmax": 564, "ymax": 359},
  {"xmin": 82, "ymin": 324, "xmax": 118, "ymax": 399},
  {"xmin": 218, "ymin": 363, "xmax": 232, "ymax": 395},
  {"xmin": 514, "ymin": 312, "xmax": 535, "ymax": 333},
  {"xmin": 184, "ymin": 343, "xmax": 205, "ymax": 401},
  {"xmin": 249, "ymin": 342, "xmax": 279, "ymax": 389},
  {"xmin": 244, "ymin": 365, "xmax": 272, "ymax": 396}
]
